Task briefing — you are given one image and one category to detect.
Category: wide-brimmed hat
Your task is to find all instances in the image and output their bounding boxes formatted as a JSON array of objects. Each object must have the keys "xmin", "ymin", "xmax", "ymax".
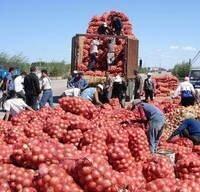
[{"xmin": 97, "ymin": 84, "xmax": 104, "ymax": 91}]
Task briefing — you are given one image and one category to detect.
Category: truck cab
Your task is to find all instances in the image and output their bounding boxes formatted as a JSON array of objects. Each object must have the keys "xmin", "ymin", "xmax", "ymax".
[{"xmin": 189, "ymin": 68, "xmax": 200, "ymax": 89}]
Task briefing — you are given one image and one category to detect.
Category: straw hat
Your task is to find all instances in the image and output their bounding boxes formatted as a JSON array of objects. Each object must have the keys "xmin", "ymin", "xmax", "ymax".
[{"xmin": 97, "ymin": 84, "xmax": 103, "ymax": 91}]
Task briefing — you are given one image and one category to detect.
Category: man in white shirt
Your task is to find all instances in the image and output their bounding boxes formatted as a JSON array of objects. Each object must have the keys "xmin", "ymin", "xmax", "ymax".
[
  {"xmin": 14, "ymin": 72, "xmax": 26, "ymax": 100},
  {"xmin": 40, "ymin": 69, "xmax": 53, "ymax": 108},
  {"xmin": 173, "ymin": 77, "xmax": 195, "ymax": 106},
  {"xmin": 88, "ymin": 37, "xmax": 101, "ymax": 71},
  {"xmin": 3, "ymin": 90, "xmax": 34, "ymax": 121},
  {"xmin": 107, "ymin": 37, "xmax": 116, "ymax": 69}
]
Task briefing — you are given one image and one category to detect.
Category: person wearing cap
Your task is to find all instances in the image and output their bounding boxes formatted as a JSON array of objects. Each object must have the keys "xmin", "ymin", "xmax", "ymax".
[
  {"xmin": 3, "ymin": 90, "xmax": 34, "ymax": 121},
  {"xmin": 63, "ymin": 71, "xmax": 88, "ymax": 97},
  {"xmin": 167, "ymin": 115, "xmax": 200, "ymax": 144},
  {"xmin": 80, "ymin": 84, "xmax": 106, "ymax": 107},
  {"xmin": 143, "ymin": 73, "xmax": 155, "ymax": 101},
  {"xmin": 173, "ymin": 76, "xmax": 195, "ymax": 107},
  {"xmin": 134, "ymin": 70, "xmax": 143, "ymax": 99},
  {"xmin": 67, "ymin": 70, "xmax": 79, "ymax": 86},
  {"xmin": 70, "ymin": 70, "xmax": 79, "ymax": 79},
  {"xmin": 112, "ymin": 75, "xmax": 127, "ymax": 107},
  {"xmin": 131, "ymin": 99, "xmax": 165, "ymax": 153},
  {"xmin": 97, "ymin": 22, "xmax": 110, "ymax": 35}
]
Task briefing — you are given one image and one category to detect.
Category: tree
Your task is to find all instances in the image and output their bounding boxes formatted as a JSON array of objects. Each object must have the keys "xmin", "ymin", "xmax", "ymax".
[
  {"xmin": 172, "ymin": 61, "xmax": 191, "ymax": 79},
  {"xmin": 31, "ymin": 60, "xmax": 71, "ymax": 77},
  {"xmin": 0, "ymin": 52, "xmax": 71, "ymax": 77},
  {"xmin": 0, "ymin": 52, "xmax": 30, "ymax": 71},
  {"xmin": 139, "ymin": 67, "xmax": 149, "ymax": 73}
]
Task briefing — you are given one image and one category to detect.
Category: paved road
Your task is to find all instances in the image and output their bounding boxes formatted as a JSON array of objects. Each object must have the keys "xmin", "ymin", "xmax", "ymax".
[{"xmin": 51, "ymin": 79, "xmax": 67, "ymax": 96}]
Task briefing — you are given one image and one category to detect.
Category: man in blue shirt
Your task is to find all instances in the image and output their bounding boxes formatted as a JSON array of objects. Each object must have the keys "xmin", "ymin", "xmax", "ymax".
[
  {"xmin": 168, "ymin": 118, "xmax": 200, "ymax": 144},
  {"xmin": 63, "ymin": 71, "xmax": 88, "ymax": 97},
  {"xmin": 68, "ymin": 71, "xmax": 88, "ymax": 90},
  {"xmin": 131, "ymin": 99, "xmax": 165, "ymax": 153}
]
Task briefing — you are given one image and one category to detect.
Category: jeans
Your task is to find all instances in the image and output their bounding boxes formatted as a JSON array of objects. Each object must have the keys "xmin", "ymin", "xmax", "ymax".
[
  {"xmin": 149, "ymin": 116, "xmax": 165, "ymax": 153},
  {"xmin": 26, "ymin": 94, "xmax": 38, "ymax": 110},
  {"xmin": 40, "ymin": 89, "xmax": 53, "ymax": 108},
  {"xmin": 180, "ymin": 129, "xmax": 200, "ymax": 145}
]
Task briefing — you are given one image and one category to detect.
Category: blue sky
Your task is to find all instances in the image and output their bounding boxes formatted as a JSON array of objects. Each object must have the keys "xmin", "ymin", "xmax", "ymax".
[{"xmin": 1, "ymin": 0, "xmax": 199, "ymax": 68}]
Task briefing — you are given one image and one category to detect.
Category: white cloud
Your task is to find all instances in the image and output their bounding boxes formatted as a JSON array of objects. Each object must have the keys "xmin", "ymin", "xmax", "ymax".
[
  {"xmin": 182, "ymin": 46, "xmax": 196, "ymax": 51},
  {"xmin": 169, "ymin": 45, "xmax": 179, "ymax": 50}
]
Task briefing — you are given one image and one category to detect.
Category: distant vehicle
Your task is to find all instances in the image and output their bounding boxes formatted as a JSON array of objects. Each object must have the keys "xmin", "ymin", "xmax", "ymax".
[{"xmin": 189, "ymin": 67, "xmax": 200, "ymax": 89}]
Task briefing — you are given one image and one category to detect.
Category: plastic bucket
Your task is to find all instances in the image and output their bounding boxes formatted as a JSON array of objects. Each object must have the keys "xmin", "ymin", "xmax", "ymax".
[{"xmin": 157, "ymin": 149, "xmax": 175, "ymax": 164}]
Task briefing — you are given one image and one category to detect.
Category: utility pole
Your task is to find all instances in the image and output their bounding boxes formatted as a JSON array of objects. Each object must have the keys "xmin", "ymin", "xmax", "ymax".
[{"xmin": 189, "ymin": 58, "xmax": 191, "ymax": 65}]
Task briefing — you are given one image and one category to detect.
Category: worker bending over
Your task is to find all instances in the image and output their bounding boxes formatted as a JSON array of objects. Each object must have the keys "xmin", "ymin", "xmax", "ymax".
[
  {"xmin": 168, "ymin": 115, "xmax": 200, "ymax": 145},
  {"xmin": 173, "ymin": 77, "xmax": 195, "ymax": 107},
  {"xmin": 131, "ymin": 99, "xmax": 165, "ymax": 153},
  {"xmin": 3, "ymin": 90, "xmax": 34, "ymax": 121},
  {"xmin": 80, "ymin": 84, "xmax": 107, "ymax": 107}
]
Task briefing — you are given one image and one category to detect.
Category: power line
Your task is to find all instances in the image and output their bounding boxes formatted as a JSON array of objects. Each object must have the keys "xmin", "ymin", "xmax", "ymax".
[{"xmin": 191, "ymin": 50, "xmax": 200, "ymax": 64}]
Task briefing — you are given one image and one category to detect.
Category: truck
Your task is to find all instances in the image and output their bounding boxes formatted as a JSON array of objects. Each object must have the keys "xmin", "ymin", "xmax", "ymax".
[
  {"xmin": 189, "ymin": 51, "xmax": 200, "ymax": 89},
  {"xmin": 71, "ymin": 33, "xmax": 139, "ymax": 100},
  {"xmin": 189, "ymin": 67, "xmax": 200, "ymax": 89}
]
